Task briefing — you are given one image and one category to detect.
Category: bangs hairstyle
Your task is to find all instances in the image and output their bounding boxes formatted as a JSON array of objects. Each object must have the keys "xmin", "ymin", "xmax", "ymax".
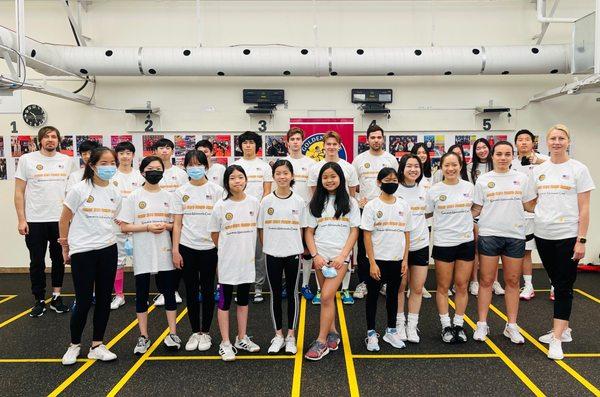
[
  {"xmin": 271, "ymin": 159, "xmax": 295, "ymax": 187},
  {"xmin": 446, "ymin": 144, "xmax": 469, "ymax": 181},
  {"xmin": 492, "ymin": 140, "xmax": 514, "ymax": 155},
  {"xmin": 286, "ymin": 127, "xmax": 305, "ymax": 140},
  {"xmin": 115, "ymin": 141, "xmax": 136, "ymax": 154},
  {"xmin": 309, "ymin": 162, "xmax": 350, "ymax": 219},
  {"xmin": 184, "ymin": 149, "xmax": 208, "ymax": 168},
  {"xmin": 139, "ymin": 155, "xmax": 165, "ymax": 173},
  {"xmin": 82, "ymin": 146, "xmax": 117, "ymax": 185},
  {"xmin": 223, "ymin": 164, "xmax": 247, "ymax": 199},
  {"xmin": 237, "ymin": 131, "xmax": 262, "ymax": 153},
  {"xmin": 398, "ymin": 154, "xmax": 423, "ymax": 185},
  {"xmin": 151, "ymin": 138, "xmax": 174, "ymax": 151},
  {"xmin": 323, "ymin": 130, "xmax": 341, "ymax": 144},
  {"xmin": 377, "ymin": 167, "xmax": 398, "ymax": 181},
  {"xmin": 195, "ymin": 139, "xmax": 213, "ymax": 152},
  {"xmin": 410, "ymin": 142, "xmax": 431, "ymax": 178},
  {"xmin": 37, "ymin": 126, "xmax": 61, "ymax": 144},
  {"xmin": 514, "ymin": 129, "xmax": 535, "ymax": 143},
  {"xmin": 366, "ymin": 124, "xmax": 384, "ymax": 138},
  {"xmin": 470, "ymin": 138, "xmax": 492, "ymax": 183},
  {"xmin": 78, "ymin": 139, "xmax": 101, "ymax": 154}
]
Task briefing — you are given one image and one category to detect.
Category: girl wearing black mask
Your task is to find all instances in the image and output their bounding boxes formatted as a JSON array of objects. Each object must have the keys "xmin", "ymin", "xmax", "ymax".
[
  {"xmin": 361, "ymin": 167, "xmax": 411, "ymax": 351},
  {"xmin": 118, "ymin": 156, "xmax": 181, "ymax": 355}
]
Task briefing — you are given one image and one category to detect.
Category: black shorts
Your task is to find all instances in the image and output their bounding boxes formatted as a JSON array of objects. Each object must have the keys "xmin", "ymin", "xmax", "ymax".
[
  {"xmin": 432, "ymin": 240, "xmax": 476, "ymax": 262},
  {"xmin": 478, "ymin": 236, "xmax": 525, "ymax": 259},
  {"xmin": 408, "ymin": 246, "xmax": 429, "ymax": 266}
]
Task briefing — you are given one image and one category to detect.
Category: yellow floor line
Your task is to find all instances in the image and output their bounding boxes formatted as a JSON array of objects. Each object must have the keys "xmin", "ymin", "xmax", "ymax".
[
  {"xmin": 0, "ymin": 298, "xmax": 52, "ymax": 329},
  {"xmin": 0, "ymin": 358, "xmax": 90, "ymax": 363},
  {"xmin": 574, "ymin": 289, "xmax": 600, "ymax": 304},
  {"xmin": 563, "ymin": 353, "xmax": 600, "ymax": 358},
  {"xmin": 352, "ymin": 353, "xmax": 499, "ymax": 359},
  {"xmin": 107, "ymin": 308, "xmax": 188, "ymax": 397},
  {"xmin": 291, "ymin": 298, "xmax": 307, "ymax": 397},
  {"xmin": 488, "ymin": 303, "xmax": 600, "ymax": 395},
  {"xmin": 0, "ymin": 295, "xmax": 17, "ymax": 305},
  {"xmin": 336, "ymin": 293, "xmax": 360, "ymax": 397},
  {"xmin": 448, "ymin": 299, "xmax": 545, "ymax": 397},
  {"xmin": 146, "ymin": 355, "xmax": 295, "ymax": 361},
  {"xmin": 47, "ymin": 305, "xmax": 157, "ymax": 397}
]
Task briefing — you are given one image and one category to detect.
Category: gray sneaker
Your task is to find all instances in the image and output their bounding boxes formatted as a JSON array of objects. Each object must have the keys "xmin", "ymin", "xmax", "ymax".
[
  {"xmin": 134, "ymin": 336, "xmax": 151, "ymax": 355},
  {"xmin": 326, "ymin": 332, "xmax": 341, "ymax": 351},
  {"xmin": 305, "ymin": 340, "xmax": 329, "ymax": 361},
  {"xmin": 164, "ymin": 334, "xmax": 182, "ymax": 350}
]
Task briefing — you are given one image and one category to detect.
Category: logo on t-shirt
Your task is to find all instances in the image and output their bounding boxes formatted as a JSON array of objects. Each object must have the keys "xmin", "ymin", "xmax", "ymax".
[
  {"xmin": 183, "ymin": 195, "xmax": 190, "ymax": 202},
  {"xmin": 267, "ymin": 207, "xmax": 274, "ymax": 215},
  {"xmin": 301, "ymin": 134, "xmax": 348, "ymax": 161},
  {"xmin": 138, "ymin": 201, "xmax": 147, "ymax": 209},
  {"xmin": 398, "ymin": 211, "xmax": 404, "ymax": 217},
  {"xmin": 439, "ymin": 194, "xmax": 447, "ymax": 201},
  {"xmin": 113, "ymin": 180, "xmax": 119, "ymax": 186},
  {"xmin": 225, "ymin": 212, "xmax": 233, "ymax": 220},
  {"xmin": 376, "ymin": 211, "xmax": 383, "ymax": 218},
  {"xmin": 513, "ymin": 180, "xmax": 520, "ymax": 186},
  {"xmin": 487, "ymin": 181, "xmax": 495, "ymax": 188},
  {"xmin": 36, "ymin": 164, "xmax": 43, "ymax": 170},
  {"xmin": 365, "ymin": 163, "xmax": 371, "ymax": 169},
  {"xmin": 86, "ymin": 195, "xmax": 94, "ymax": 203},
  {"xmin": 539, "ymin": 174, "xmax": 546, "ymax": 181}
]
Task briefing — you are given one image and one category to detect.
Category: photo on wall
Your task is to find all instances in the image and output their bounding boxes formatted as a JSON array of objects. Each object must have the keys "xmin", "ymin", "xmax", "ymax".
[
  {"xmin": 455, "ymin": 134, "xmax": 477, "ymax": 162},
  {"xmin": 142, "ymin": 134, "xmax": 164, "ymax": 157},
  {"xmin": 485, "ymin": 134, "xmax": 508, "ymax": 147},
  {"xmin": 0, "ymin": 158, "xmax": 6, "ymax": 180},
  {"xmin": 202, "ymin": 135, "xmax": 232, "ymax": 157},
  {"xmin": 389, "ymin": 135, "xmax": 417, "ymax": 158},
  {"xmin": 431, "ymin": 157, "xmax": 441, "ymax": 175},
  {"xmin": 76, "ymin": 135, "xmax": 103, "ymax": 154},
  {"xmin": 265, "ymin": 135, "xmax": 287, "ymax": 157},
  {"xmin": 11, "ymin": 136, "xmax": 37, "ymax": 158},
  {"xmin": 111, "ymin": 135, "xmax": 133, "ymax": 149},
  {"xmin": 174, "ymin": 134, "xmax": 196, "ymax": 157},
  {"xmin": 60, "ymin": 135, "xmax": 74, "ymax": 156},
  {"xmin": 0, "ymin": 136, "xmax": 4, "ymax": 157},
  {"xmin": 357, "ymin": 135, "xmax": 368, "ymax": 155}
]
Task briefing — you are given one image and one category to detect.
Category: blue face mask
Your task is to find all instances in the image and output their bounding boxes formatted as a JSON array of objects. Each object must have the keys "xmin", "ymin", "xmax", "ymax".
[
  {"xmin": 96, "ymin": 165, "xmax": 117, "ymax": 181},
  {"xmin": 321, "ymin": 265, "xmax": 338, "ymax": 279},
  {"xmin": 187, "ymin": 166, "xmax": 206, "ymax": 181}
]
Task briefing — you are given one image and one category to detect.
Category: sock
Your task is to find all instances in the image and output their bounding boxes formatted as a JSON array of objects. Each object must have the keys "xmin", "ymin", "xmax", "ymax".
[
  {"xmin": 453, "ymin": 314, "xmax": 464, "ymax": 327},
  {"xmin": 367, "ymin": 329, "xmax": 376, "ymax": 337},
  {"xmin": 52, "ymin": 292, "xmax": 60, "ymax": 298},
  {"xmin": 114, "ymin": 268, "xmax": 125, "ymax": 296},
  {"xmin": 407, "ymin": 313, "xmax": 419, "ymax": 327},
  {"xmin": 440, "ymin": 313, "xmax": 451, "ymax": 329},
  {"xmin": 302, "ymin": 258, "xmax": 312, "ymax": 287},
  {"xmin": 397, "ymin": 312, "xmax": 406, "ymax": 326},
  {"xmin": 341, "ymin": 270, "xmax": 351, "ymax": 290},
  {"xmin": 507, "ymin": 323, "xmax": 518, "ymax": 329},
  {"xmin": 523, "ymin": 275, "xmax": 532, "ymax": 286},
  {"xmin": 477, "ymin": 321, "xmax": 487, "ymax": 327}
]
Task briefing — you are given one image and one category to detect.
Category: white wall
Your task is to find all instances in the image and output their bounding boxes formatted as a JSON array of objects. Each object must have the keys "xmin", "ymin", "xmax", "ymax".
[{"xmin": 0, "ymin": 1, "xmax": 599, "ymax": 267}]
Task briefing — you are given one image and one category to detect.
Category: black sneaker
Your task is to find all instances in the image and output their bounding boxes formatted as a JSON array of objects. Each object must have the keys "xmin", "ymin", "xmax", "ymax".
[
  {"xmin": 50, "ymin": 296, "xmax": 70, "ymax": 313},
  {"xmin": 454, "ymin": 326, "xmax": 468, "ymax": 343},
  {"xmin": 30, "ymin": 301, "xmax": 46, "ymax": 317},
  {"xmin": 441, "ymin": 326, "xmax": 456, "ymax": 343}
]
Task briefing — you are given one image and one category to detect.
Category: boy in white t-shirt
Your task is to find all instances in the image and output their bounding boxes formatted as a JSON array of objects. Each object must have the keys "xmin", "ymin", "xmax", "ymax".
[
  {"xmin": 195, "ymin": 139, "xmax": 226, "ymax": 188},
  {"xmin": 233, "ymin": 131, "xmax": 273, "ymax": 303}
]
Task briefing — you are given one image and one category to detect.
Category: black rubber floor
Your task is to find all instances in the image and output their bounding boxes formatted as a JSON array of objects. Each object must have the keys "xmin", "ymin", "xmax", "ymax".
[{"xmin": 0, "ymin": 269, "xmax": 598, "ymax": 396}]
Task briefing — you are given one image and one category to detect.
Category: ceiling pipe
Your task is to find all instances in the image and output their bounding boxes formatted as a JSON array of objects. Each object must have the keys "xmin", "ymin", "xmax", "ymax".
[
  {"xmin": 0, "ymin": 26, "xmax": 571, "ymax": 77},
  {"xmin": 537, "ymin": 0, "xmax": 577, "ymax": 23}
]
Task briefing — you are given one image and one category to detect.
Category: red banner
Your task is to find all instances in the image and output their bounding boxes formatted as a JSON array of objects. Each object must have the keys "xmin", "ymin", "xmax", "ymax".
[{"xmin": 289, "ymin": 118, "xmax": 355, "ymax": 162}]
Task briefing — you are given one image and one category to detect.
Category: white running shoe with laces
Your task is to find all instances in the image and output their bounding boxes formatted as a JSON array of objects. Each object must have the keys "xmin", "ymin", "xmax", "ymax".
[
  {"xmin": 134, "ymin": 336, "xmax": 151, "ymax": 355},
  {"xmin": 406, "ymin": 323, "xmax": 420, "ymax": 343},
  {"xmin": 268, "ymin": 335, "xmax": 285, "ymax": 354},
  {"xmin": 175, "ymin": 291, "xmax": 183, "ymax": 304},
  {"xmin": 503, "ymin": 324, "xmax": 525, "ymax": 344},
  {"xmin": 185, "ymin": 333, "xmax": 201, "ymax": 351},
  {"xmin": 219, "ymin": 342, "xmax": 237, "ymax": 361},
  {"xmin": 365, "ymin": 332, "xmax": 380, "ymax": 352},
  {"xmin": 469, "ymin": 281, "xmax": 479, "ymax": 296},
  {"xmin": 197, "ymin": 333, "xmax": 212, "ymax": 351},
  {"xmin": 519, "ymin": 284, "xmax": 535, "ymax": 300},
  {"xmin": 353, "ymin": 282, "xmax": 367, "ymax": 299},
  {"xmin": 473, "ymin": 323, "xmax": 489, "ymax": 341},
  {"xmin": 88, "ymin": 344, "xmax": 117, "ymax": 361},
  {"xmin": 235, "ymin": 335, "xmax": 260, "ymax": 352},
  {"xmin": 284, "ymin": 336, "xmax": 297, "ymax": 354},
  {"xmin": 62, "ymin": 344, "xmax": 81, "ymax": 366},
  {"xmin": 547, "ymin": 336, "xmax": 564, "ymax": 360},
  {"xmin": 164, "ymin": 334, "xmax": 182, "ymax": 350},
  {"xmin": 383, "ymin": 330, "xmax": 406, "ymax": 349},
  {"xmin": 539, "ymin": 328, "xmax": 572, "ymax": 344},
  {"xmin": 492, "ymin": 281, "xmax": 505, "ymax": 296},
  {"xmin": 422, "ymin": 289, "xmax": 432, "ymax": 299},
  {"xmin": 110, "ymin": 295, "xmax": 125, "ymax": 310}
]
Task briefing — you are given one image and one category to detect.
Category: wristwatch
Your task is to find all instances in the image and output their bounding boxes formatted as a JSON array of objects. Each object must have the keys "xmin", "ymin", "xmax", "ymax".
[{"xmin": 578, "ymin": 237, "xmax": 587, "ymax": 244}]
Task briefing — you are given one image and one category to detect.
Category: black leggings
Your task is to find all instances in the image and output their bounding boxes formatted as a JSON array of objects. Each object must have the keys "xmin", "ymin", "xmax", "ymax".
[
  {"xmin": 266, "ymin": 254, "xmax": 300, "ymax": 331},
  {"xmin": 365, "ymin": 260, "xmax": 403, "ymax": 330},
  {"xmin": 535, "ymin": 236, "xmax": 578, "ymax": 321},
  {"xmin": 356, "ymin": 225, "xmax": 370, "ymax": 284},
  {"xmin": 70, "ymin": 245, "xmax": 117, "ymax": 345},
  {"xmin": 180, "ymin": 245, "xmax": 217, "ymax": 333},
  {"xmin": 135, "ymin": 270, "xmax": 177, "ymax": 313},
  {"xmin": 25, "ymin": 222, "xmax": 64, "ymax": 300},
  {"xmin": 218, "ymin": 284, "xmax": 251, "ymax": 311}
]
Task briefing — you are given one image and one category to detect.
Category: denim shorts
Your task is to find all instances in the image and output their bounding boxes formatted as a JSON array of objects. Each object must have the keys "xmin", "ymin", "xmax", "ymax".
[{"xmin": 478, "ymin": 235, "xmax": 525, "ymax": 259}]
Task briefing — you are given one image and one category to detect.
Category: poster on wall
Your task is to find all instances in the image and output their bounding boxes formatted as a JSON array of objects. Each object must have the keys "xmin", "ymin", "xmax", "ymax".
[
  {"xmin": 11, "ymin": 136, "xmax": 37, "ymax": 158},
  {"xmin": 265, "ymin": 135, "xmax": 287, "ymax": 157},
  {"xmin": 357, "ymin": 135, "xmax": 368, "ymax": 155},
  {"xmin": 0, "ymin": 158, "xmax": 6, "ymax": 180},
  {"xmin": 60, "ymin": 135, "xmax": 74, "ymax": 156},
  {"xmin": 389, "ymin": 135, "xmax": 417, "ymax": 158},
  {"xmin": 289, "ymin": 118, "xmax": 354, "ymax": 162},
  {"xmin": 455, "ymin": 134, "xmax": 477, "ymax": 162},
  {"xmin": 76, "ymin": 135, "xmax": 103, "ymax": 153},
  {"xmin": 485, "ymin": 134, "xmax": 508, "ymax": 147},
  {"xmin": 0, "ymin": 136, "xmax": 4, "ymax": 157},
  {"xmin": 142, "ymin": 134, "xmax": 164, "ymax": 156},
  {"xmin": 174, "ymin": 135, "xmax": 196, "ymax": 157},
  {"xmin": 111, "ymin": 134, "xmax": 133, "ymax": 149},
  {"xmin": 201, "ymin": 134, "xmax": 232, "ymax": 157},
  {"xmin": 424, "ymin": 134, "xmax": 446, "ymax": 158}
]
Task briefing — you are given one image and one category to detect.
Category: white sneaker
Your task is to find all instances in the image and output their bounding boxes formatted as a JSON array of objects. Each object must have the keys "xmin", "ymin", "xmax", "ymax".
[
  {"xmin": 353, "ymin": 282, "xmax": 367, "ymax": 299},
  {"xmin": 110, "ymin": 295, "xmax": 125, "ymax": 310},
  {"xmin": 284, "ymin": 336, "xmax": 297, "ymax": 354},
  {"xmin": 365, "ymin": 332, "xmax": 380, "ymax": 352},
  {"xmin": 492, "ymin": 281, "xmax": 505, "ymax": 296},
  {"xmin": 153, "ymin": 294, "xmax": 165, "ymax": 306},
  {"xmin": 473, "ymin": 323, "xmax": 489, "ymax": 341},
  {"xmin": 87, "ymin": 344, "xmax": 117, "ymax": 361},
  {"xmin": 175, "ymin": 291, "xmax": 183, "ymax": 304},
  {"xmin": 469, "ymin": 281, "xmax": 479, "ymax": 296},
  {"xmin": 422, "ymin": 289, "xmax": 432, "ymax": 299},
  {"xmin": 185, "ymin": 333, "xmax": 201, "ymax": 351},
  {"xmin": 397, "ymin": 323, "xmax": 407, "ymax": 341},
  {"xmin": 406, "ymin": 323, "xmax": 420, "ymax": 343},
  {"xmin": 447, "ymin": 289, "xmax": 453, "ymax": 296},
  {"xmin": 503, "ymin": 324, "xmax": 525, "ymax": 344},
  {"xmin": 164, "ymin": 334, "xmax": 182, "ymax": 350},
  {"xmin": 548, "ymin": 336, "xmax": 564, "ymax": 360},
  {"xmin": 539, "ymin": 328, "xmax": 572, "ymax": 344},
  {"xmin": 197, "ymin": 333, "xmax": 212, "ymax": 351},
  {"xmin": 235, "ymin": 335, "xmax": 260, "ymax": 352},
  {"xmin": 134, "ymin": 336, "xmax": 151, "ymax": 355},
  {"xmin": 268, "ymin": 335, "xmax": 285, "ymax": 354},
  {"xmin": 219, "ymin": 341, "xmax": 237, "ymax": 361},
  {"xmin": 519, "ymin": 284, "xmax": 535, "ymax": 301},
  {"xmin": 379, "ymin": 284, "xmax": 387, "ymax": 296},
  {"xmin": 253, "ymin": 290, "xmax": 264, "ymax": 303},
  {"xmin": 383, "ymin": 330, "xmax": 406, "ymax": 349},
  {"xmin": 62, "ymin": 344, "xmax": 81, "ymax": 366}
]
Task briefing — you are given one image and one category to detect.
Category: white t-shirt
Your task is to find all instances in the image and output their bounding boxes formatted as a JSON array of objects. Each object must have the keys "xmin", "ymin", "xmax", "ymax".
[
  {"xmin": 286, "ymin": 155, "xmax": 316, "ymax": 203},
  {"xmin": 473, "ymin": 170, "xmax": 536, "ymax": 240},
  {"xmin": 111, "ymin": 169, "xmax": 144, "ymax": 198},
  {"xmin": 117, "ymin": 188, "xmax": 174, "ymax": 275},
  {"xmin": 306, "ymin": 196, "xmax": 361, "ymax": 261},
  {"xmin": 233, "ymin": 157, "xmax": 273, "ymax": 200},
  {"xmin": 15, "ymin": 151, "xmax": 75, "ymax": 222},
  {"xmin": 360, "ymin": 197, "xmax": 412, "ymax": 261},
  {"xmin": 307, "ymin": 158, "xmax": 359, "ymax": 193},
  {"xmin": 206, "ymin": 162, "xmax": 226, "ymax": 188},
  {"xmin": 171, "ymin": 181, "xmax": 224, "ymax": 251},
  {"xmin": 64, "ymin": 180, "xmax": 122, "ymax": 255},
  {"xmin": 419, "ymin": 176, "xmax": 432, "ymax": 191},
  {"xmin": 395, "ymin": 183, "xmax": 430, "ymax": 251},
  {"xmin": 533, "ymin": 159, "xmax": 595, "ymax": 240},
  {"xmin": 353, "ymin": 151, "xmax": 398, "ymax": 202},
  {"xmin": 159, "ymin": 165, "xmax": 189, "ymax": 193},
  {"xmin": 467, "ymin": 162, "xmax": 491, "ymax": 184},
  {"xmin": 208, "ymin": 195, "xmax": 259, "ymax": 285},
  {"xmin": 66, "ymin": 168, "xmax": 84, "ymax": 192},
  {"xmin": 511, "ymin": 153, "xmax": 550, "ymax": 220},
  {"xmin": 258, "ymin": 192, "xmax": 307, "ymax": 257},
  {"xmin": 426, "ymin": 180, "xmax": 474, "ymax": 247}
]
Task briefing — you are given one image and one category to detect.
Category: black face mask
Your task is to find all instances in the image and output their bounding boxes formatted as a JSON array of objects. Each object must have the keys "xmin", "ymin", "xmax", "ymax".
[
  {"xmin": 380, "ymin": 182, "xmax": 399, "ymax": 195},
  {"xmin": 521, "ymin": 156, "xmax": 531, "ymax": 166},
  {"xmin": 144, "ymin": 170, "xmax": 163, "ymax": 185}
]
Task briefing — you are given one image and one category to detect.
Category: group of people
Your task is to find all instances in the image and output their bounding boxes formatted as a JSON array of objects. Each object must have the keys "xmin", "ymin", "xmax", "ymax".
[{"xmin": 13, "ymin": 123, "xmax": 593, "ymax": 365}]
